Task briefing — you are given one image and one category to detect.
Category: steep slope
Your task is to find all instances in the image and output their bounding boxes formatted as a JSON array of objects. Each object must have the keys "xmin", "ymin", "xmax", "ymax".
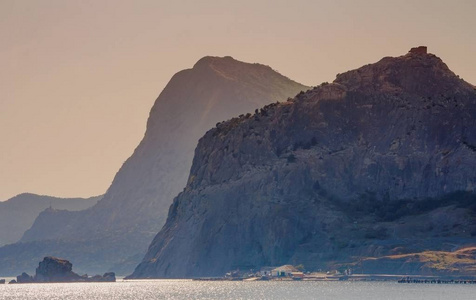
[
  {"xmin": 0, "ymin": 57, "xmax": 308, "ymax": 276},
  {"xmin": 131, "ymin": 48, "xmax": 476, "ymax": 278},
  {"xmin": 0, "ymin": 193, "xmax": 100, "ymax": 246},
  {"xmin": 68, "ymin": 56, "xmax": 308, "ymax": 235},
  {"xmin": 353, "ymin": 246, "xmax": 476, "ymax": 276}
]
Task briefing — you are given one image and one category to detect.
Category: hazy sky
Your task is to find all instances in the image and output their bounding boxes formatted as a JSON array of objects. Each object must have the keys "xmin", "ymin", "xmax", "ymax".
[{"xmin": 1, "ymin": 0, "xmax": 475, "ymax": 200}]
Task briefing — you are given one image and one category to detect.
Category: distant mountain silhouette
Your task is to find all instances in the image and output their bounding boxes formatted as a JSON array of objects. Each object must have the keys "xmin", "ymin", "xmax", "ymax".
[
  {"xmin": 0, "ymin": 56, "xmax": 308, "ymax": 276},
  {"xmin": 0, "ymin": 193, "xmax": 99, "ymax": 246},
  {"xmin": 130, "ymin": 47, "xmax": 476, "ymax": 278}
]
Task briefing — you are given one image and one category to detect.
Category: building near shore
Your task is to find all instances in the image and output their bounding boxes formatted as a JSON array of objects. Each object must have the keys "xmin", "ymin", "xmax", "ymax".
[{"xmin": 271, "ymin": 265, "xmax": 299, "ymax": 277}]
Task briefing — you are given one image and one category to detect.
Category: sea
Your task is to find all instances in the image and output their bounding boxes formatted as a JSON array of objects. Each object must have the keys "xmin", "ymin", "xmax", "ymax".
[{"xmin": 1, "ymin": 279, "xmax": 475, "ymax": 300}]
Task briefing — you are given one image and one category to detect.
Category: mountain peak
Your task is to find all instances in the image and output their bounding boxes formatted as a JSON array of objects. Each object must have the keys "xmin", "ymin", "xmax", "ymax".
[
  {"xmin": 334, "ymin": 47, "xmax": 473, "ymax": 95},
  {"xmin": 192, "ymin": 55, "xmax": 280, "ymax": 77},
  {"xmin": 408, "ymin": 46, "xmax": 428, "ymax": 55},
  {"xmin": 189, "ymin": 56, "xmax": 305, "ymax": 98},
  {"xmin": 193, "ymin": 55, "xmax": 236, "ymax": 68}
]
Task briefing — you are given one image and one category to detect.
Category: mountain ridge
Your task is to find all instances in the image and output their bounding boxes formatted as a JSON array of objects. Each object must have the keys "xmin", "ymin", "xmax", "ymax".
[
  {"xmin": 0, "ymin": 56, "xmax": 308, "ymax": 276},
  {"xmin": 0, "ymin": 193, "xmax": 100, "ymax": 247}
]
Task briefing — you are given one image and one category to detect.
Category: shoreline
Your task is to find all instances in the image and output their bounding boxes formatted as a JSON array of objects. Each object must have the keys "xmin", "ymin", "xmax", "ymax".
[
  {"xmin": 4, "ymin": 274, "xmax": 476, "ymax": 284},
  {"xmin": 192, "ymin": 273, "xmax": 476, "ymax": 283}
]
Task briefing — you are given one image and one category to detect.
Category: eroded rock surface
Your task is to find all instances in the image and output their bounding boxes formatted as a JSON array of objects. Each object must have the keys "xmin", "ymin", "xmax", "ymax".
[
  {"xmin": 35, "ymin": 256, "xmax": 79, "ymax": 282},
  {"xmin": 131, "ymin": 48, "xmax": 476, "ymax": 278}
]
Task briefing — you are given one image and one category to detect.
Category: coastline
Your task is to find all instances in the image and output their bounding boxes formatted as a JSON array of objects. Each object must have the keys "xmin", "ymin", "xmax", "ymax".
[{"xmin": 192, "ymin": 273, "xmax": 476, "ymax": 283}]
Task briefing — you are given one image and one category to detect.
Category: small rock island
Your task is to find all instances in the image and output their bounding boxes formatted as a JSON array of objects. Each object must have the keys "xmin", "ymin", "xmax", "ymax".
[{"xmin": 10, "ymin": 256, "xmax": 115, "ymax": 283}]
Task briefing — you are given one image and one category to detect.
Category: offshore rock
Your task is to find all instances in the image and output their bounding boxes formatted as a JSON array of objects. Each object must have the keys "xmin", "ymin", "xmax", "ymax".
[
  {"xmin": 131, "ymin": 48, "xmax": 476, "ymax": 278},
  {"xmin": 101, "ymin": 272, "xmax": 116, "ymax": 282},
  {"xmin": 15, "ymin": 257, "xmax": 116, "ymax": 283},
  {"xmin": 16, "ymin": 272, "xmax": 34, "ymax": 283},
  {"xmin": 35, "ymin": 256, "xmax": 80, "ymax": 282}
]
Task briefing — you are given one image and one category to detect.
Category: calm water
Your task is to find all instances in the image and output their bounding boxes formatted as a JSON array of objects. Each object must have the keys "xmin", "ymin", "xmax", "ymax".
[{"xmin": 1, "ymin": 279, "xmax": 475, "ymax": 300}]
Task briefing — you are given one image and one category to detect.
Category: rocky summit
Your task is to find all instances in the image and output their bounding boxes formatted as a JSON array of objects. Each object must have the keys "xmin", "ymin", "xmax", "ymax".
[
  {"xmin": 130, "ymin": 48, "xmax": 476, "ymax": 278},
  {"xmin": 0, "ymin": 57, "xmax": 307, "ymax": 276}
]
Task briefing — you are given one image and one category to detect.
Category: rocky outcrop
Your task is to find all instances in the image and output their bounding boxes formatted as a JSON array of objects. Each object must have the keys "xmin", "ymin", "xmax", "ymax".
[
  {"xmin": 35, "ymin": 256, "xmax": 80, "ymax": 282},
  {"xmin": 130, "ymin": 48, "xmax": 476, "ymax": 278},
  {"xmin": 15, "ymin": 257, "xmax": 115, "ymax": 283},
  {"xmin": 89, "ymin": 272, "xmax": 116, "ymax": 282},
  {"xmin": 0, "ymin": 57, "xmax": 307, "ymax": 276},
  {"xmin": 16, "ymin": 272, "xmax": 34, "ymax": 283},
  {"xmin": 409, "ymin": 46, "xmax": 427, "ymax": 55},
  {"xmin": 0, "ymin": 193, "xmax": 100, "ymax": 247}
]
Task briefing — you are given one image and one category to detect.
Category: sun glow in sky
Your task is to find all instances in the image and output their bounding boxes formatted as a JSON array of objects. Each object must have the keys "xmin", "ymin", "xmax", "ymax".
[{"xmin": 1, "ymin": 0, "xmax": 475, "ymax": 200}]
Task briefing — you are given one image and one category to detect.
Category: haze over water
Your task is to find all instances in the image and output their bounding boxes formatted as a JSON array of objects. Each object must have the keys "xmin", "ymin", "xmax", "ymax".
[
  {"xmin": 1, "ymin": 280, "xmax": 476, "ymax": 300},
  {"xmin": 1, "ymin": 1, "xmax": 475, "ymax": 299}
]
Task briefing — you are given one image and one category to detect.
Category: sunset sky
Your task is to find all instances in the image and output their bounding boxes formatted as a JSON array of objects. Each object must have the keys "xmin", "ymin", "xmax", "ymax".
[{"xmin": 1, "ymin": 0, "xmax": 475, "ymax": 200}]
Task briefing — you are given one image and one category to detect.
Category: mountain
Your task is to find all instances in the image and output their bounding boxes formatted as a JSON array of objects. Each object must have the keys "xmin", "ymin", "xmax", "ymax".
[
  {"xmin": 130, "ymin": 47, "xmax": 476, "ymax": 278},
  {"xmin": 0, "ymin": 57, "xmax": 308, "ymax": 276},
  {"xmin": 0, "ymin": 193, "xmax": 100, "ymax": 247}
]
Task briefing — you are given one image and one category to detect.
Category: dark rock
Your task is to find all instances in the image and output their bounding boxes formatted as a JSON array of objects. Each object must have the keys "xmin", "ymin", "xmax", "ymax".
[
  {"xmin": 9, "ymin": 280, "xmax": 16, "ymax": 284},
  {"xmin": 35, "ymin": 256, "xmax": 80, "ymax": 282},
  {"xmin": 409, "ymin": 46, "xmax": 427, "ymax": 55},
  {"xmin": 83, "ymin": 272, "xmax": 116, "ymax": 282},
  {"xmin": 101, "ymin": 272, "xmax": 116, "ymax": 282},
  {"xmin": 0, "ymin": 279, "xmax": 5, "ymax": 284},
  {"xmin": 17, "ymin": 272, "xmax": 34, "ymax": 283},
  {"xmin": 130, "ymin": 48, "xmax": 476, "ymax": 278},
  {"xmin": 0, "ymin": 193, "xmax": 100, "ymax": 247},
  {"xmin": 14, "ymin": 257, "xmax": 116, "ymax": 283}
]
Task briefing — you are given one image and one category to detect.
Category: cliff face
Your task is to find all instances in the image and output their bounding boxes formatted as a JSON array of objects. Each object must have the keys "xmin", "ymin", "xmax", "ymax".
[
  {"xmin": 131, "ymin": 49, "xmax": 476, "ymax": 278},
  {"xmin": 0, "ymin": 193, "xmax": 100, "ymax": 247},
  {"xmin": 77, "ymin": 56, "xmax": 308, "ymax": 235},
  {"xmin": 0, "ymin": 57, "xmax": 307, "ymax": 276}
]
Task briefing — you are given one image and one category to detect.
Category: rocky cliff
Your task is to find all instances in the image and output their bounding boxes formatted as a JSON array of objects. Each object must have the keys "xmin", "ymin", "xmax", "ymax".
[
  {"xmin": 0, "ymin": 193, "xmax": 100, "ymax": 246},
  {"xmin": 131, "ymin": 48, "xmax": 476, "ymax": 278},
  {"xmin": 0, "ymin": 57, "xmax": 307, "ymax": 276}
]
